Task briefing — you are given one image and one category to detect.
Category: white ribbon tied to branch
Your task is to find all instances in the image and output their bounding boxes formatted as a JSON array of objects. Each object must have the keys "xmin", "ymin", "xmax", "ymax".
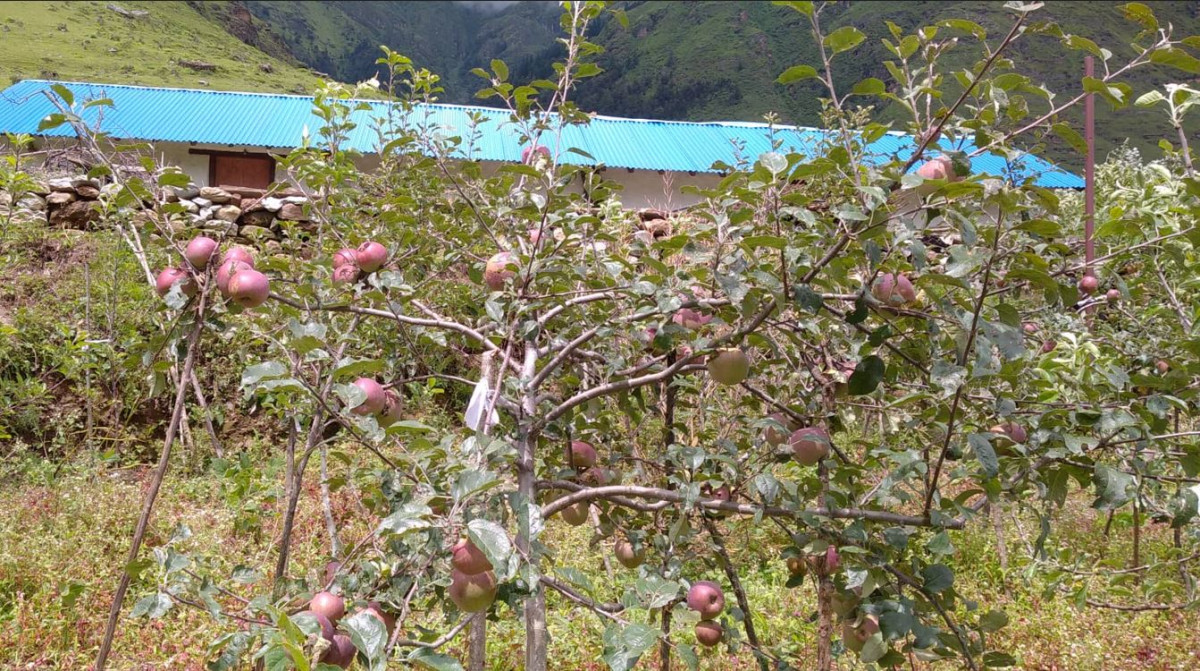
[{"xmin": 464, "ymin": 351, "xmax": 499, "ymax": 434}]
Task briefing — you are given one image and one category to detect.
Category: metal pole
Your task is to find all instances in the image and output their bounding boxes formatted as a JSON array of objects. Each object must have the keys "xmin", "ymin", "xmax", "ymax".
[{"xmin": 1084, "ymin": 56, "xmax": 1095, "ymax": 277}]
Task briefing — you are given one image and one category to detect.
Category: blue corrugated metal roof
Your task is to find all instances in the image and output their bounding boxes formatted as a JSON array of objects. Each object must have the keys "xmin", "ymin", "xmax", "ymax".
[{"xmin": 0, "ymin": 79, "xmax": 1083, "ymax": 188}]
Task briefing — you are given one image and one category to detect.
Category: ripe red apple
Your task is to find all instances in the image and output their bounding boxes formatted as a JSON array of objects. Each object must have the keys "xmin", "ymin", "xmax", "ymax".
[
  {"xmin": 687, "ymin": 581, "xmax": 725, "ymax": 619},
  {"xmin": 332, "ymin": 248, "xmax": 358, "ymax": 269},
  {"xmin": 1041, "ymin": 339, "xmax": 1057, "ymax": 354},
  {"xmin": 377, "ymin": 390, "xmax": 403, "ymax": 427},
  {"xmin": 915, "ymin": 156, "xmax": 956, "ymax": 181},
  {"xmin": 823, "ymin": 546, "xmax": 840, "ymax": 573},
  {"xmin": 614, "ymin": 539, "xmax": 645, "ymax": 569},
  {"xmin": 324, "ymin": 634, "xmax": 356, "ymax": 668},
  {"xmin": 1078, "ymin": 275, "xmax": 1099, "ymax": 295},
  {"xmin": 569, "ymin": 440, "xmax": 597, "ymax": 468},
  {"xmin": 356, "ymin": 241, "xmax": 387, "ymax": 273},
  {"xmin": 1156, "ymin": 359, "xmax": 1170, "ymax": 374},
  {"xmin": 707, "ymin": 348, "xmax": 750, "ymax": 385},
  {"xmin": 449, "ymin": 569, "xmax": 497, "ymax": 613},
  {"xmin": 155, "ymin": 267, "xmax": 195, "ymax": 298},
  {"xmin": 872, "ymin": 272, "xmax": 915, "ymax": 306},
  {"xmin": 363, "ymin": 601, "xmax": 396, "ymax": 637},
  {"xmin": 309, "ymin": 591, "xmax": 345, "ymax": 624},
  {"xmin": 350, "ymin": 378, "xmax": 386, "ymax": 415},
  {"xmin": 1106, "ymin": 288, "xmax": 1121, "ymax": 303},
  {"xmin": 789, "ymin": 427, "xmax": 830, "ymax": 465},
  {"xmin": 295, "ymin": 610, "xmax": 335, "ymax": 644},
  {"xmin": 843, "ymin": 614, "xmax": 880, "ymax": 653},
  {"xmin": 672, "ymin": 308, "xmax": 711, "ymax": 330},
  {"xmin": 763, "ymin": 411, "xmax": 800, "ymax": 446},
  {"xmin": 522, "ymin": 144, "xmax": 550, "ymax": 164},
  {"xmin": 483, "ymin": 252, "xmax": 516, "ymax": 291},
  {"xmin": 215, "ymin": 259, "xmax": 250, "ymax": 297},
  {"xmin": 228, "ymin": 268, "xmax": 270, "ymax": 308},
  {"xmin": 580, "ymin": 467, "xmax": 614, "ymax": 487},
  {"xmin": 561, "ymin": 501, "xmax": 590, "ymax": 526},
  {"xmin": 1022, "ymin": 321, "xmax": 1038, "ymax": 335},
  {"xmin": 221, "ymin": 247, "xmax": 254, "ymax": 268},
  {"xmin": 695, "ymin": 620, "xmax": 723, "ymax": 647},
  {"xmin": 332, "ymin": 263, "xmax": 361, "ymax": 285},
  {"xmin": 990, "ymin": 422, "xmax": 1027, "ymax": 444},
  {"xmin": 184, "ymin": 236, "xmax": 218, "ymax": 270},
  {"xmin": 451, "ymin": 538, "xmax": 493, "ymax": 575}
]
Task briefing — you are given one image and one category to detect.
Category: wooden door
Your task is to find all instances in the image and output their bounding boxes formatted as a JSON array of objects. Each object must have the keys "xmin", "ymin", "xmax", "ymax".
[{"xmin": 209, "ymin": 153, "xmax": 275, "ymax": 190}]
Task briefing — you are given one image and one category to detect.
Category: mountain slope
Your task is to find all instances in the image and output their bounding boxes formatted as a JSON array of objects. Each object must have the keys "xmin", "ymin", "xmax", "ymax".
[{"xmin": 0, "ymin": 1, "xmax": 319, "ymax": 93}]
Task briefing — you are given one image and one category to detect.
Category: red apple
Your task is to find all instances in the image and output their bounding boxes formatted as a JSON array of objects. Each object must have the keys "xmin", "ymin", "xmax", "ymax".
[
  {"xmin": 484, "ymin": 252, "xmax": 516, "ymax": 291},
  {"xmin": 449, "ymin": 569, "xmax": 497, "ymax": 613},
  {"xmin": 155, "ymin": 267, "xmax": 195, "ymax": 298},
  {"xmin": 1022, "ymin": 322, "xmax": 1038, "ymax": 335},
  {"xmin": 215, "ymin": 259, "xmax": 251, "ymax": 297},
  {"xmin": 451, "ymin": 538, "xmax": 493, "ymax": 575},
  {"xmin": 1041, "ymin": 339, "xmax": 1057, "ymax": 354},
  {"xmin": 790, "ymin": 427, "xmax": 830, "ymax": 465},
  {"xmin": 228, "ymin": 268, "xmax": 270, "ymax": 308},
  {"xmin": 294, "ymin": 610, "xmax": 335, "ymax": 644},
  {"xmin": 221, "ymin": 247, "xmax": 254, "ymax": 268},
  {"xmin": 672, "ymin": 308, "xmax": 711, "ymax": 330},
  {"xmin": 991, "ymin": 422, "xmax": 1027, "ymax": 444},
  {"xmin": 786, "ymin": 555, "xmax": 806, "ymax": 578},
  {"xmin": 324, "ymin": 634, "xmax": 356, "ymax": 668},
  {"xmin": 332, "ymin": 248, "xmax": 358, "ymax": 269},
  {"xmin": 872, "ymin": 272, "xmax": 915, "ymax": 306},
  {"xmin": 332, "ymin": 263, "xmax": 361, "ymax": 285},
  {"xmin": 350, "ymin": 378, "xmax": 386, "ymax": 415},
  {"xmin": 377, "ymin": 390, "xmax": 403, "ymax": 427},
  {"xmin": 916, "ymin": 157, "xmax": 954, "ymax": 181},
  {"xmin": 844, "ymin": 614, "xmax": 880, "ymax": 653},
  {"xmin": 695, "ymin": 620, "xmax": 723, "ymax": 647},
  {"xmin": 356, "ymin": 241, "xmax": 387, "ymax": 273},
  {"xmin": 763, "ymin": 411, "xmax": 800, "ymax": 447},
  {"xmin": 184, "ymin": 236, "xmax": 218, "ymax": 270},
  {"xmin": 569, "ymin": 440, "xmax": 597, "ymax": 469},
  {"xmin": 1079, "ymin": 275, "xmax": 1099, "ymax": 295},
  {"xmin": 561, "ymin": 501, "xmax": 590, "ymax": 526},
  {"xmin": 1106, "ymin": 288, "xmax": 1121, "ymax": 303},
  {"xmin": 309, "ymin": 591, "xmax": 345, "ymax": 624},
  {"xmin": 522, "ymin": 144, "xmax": 551, "ymax": 165},
  {"xmin": 1156, "ymin": 360, "xmax": 1170, "ymax": 374},
  {"xmin": 614, "ymin": 539, "xmax": 644, "ymax": 569},
  {"xmin": 686, "ymin": 581, "xmax": 725, "ymax": 619}
]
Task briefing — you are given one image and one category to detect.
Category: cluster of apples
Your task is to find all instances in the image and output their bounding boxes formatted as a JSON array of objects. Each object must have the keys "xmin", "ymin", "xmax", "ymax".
[
  {"xmin": 449, "ymin": 538, "xmax": 498, "ymax": 613},
  {"xmin": 762, "ymin": 412, "xmax": 831, "ymax": 466},
  {"xmin": 155, "ymin": 236, "xmax": 269, "ymax": 308},
  {"xmin": 871, "ymin": 272, "xmax": 917, "ymax": 307},
  {"xmin": 346, "ymin": 377, "xmax": 403, "ymax": 427},
  {"xmin": 332, "ymin": 241, "xmax": 388, "ymax": 285},
  {"xmin": 660, "ymin": 306, "xmax": 753, "ymax": 386},
  {"xmin": 558, "ymin": 441, "xmax": 608, "ymax": 527},
  {"xmin": 295, "ymin": 590, "xmax": 376, "ymax": 669},
  {"xmin": 686, "ymin": 581, "xmax": 726, "ymax": 647}
]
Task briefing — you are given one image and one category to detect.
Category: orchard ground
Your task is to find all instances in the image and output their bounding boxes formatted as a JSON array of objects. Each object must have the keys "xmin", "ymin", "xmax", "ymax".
[{"xmin": 0, "ymin": 455, "xmax": 1196, "ymax": 670}]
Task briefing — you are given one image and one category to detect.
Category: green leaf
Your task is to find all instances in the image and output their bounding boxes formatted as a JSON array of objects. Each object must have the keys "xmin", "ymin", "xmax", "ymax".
[
  {"xmin": 939, "ymin": 18, "xmax": 986, "ymax": 39},
  {"xmin": 343, "ymin": 611, "xmax": 387, "ymax": 671},
  {"xmin": 852, "ymin": 78, "xmax": 886, "ymax": 95},
  {"xmin": 847, "ymin": 355, "xmax": 885, "ymax": 395},
  {"xmin": 241, "ymin": 361, "xmax": 287, "ymax": 388},
  {"xmin": 467, "ymin": 518, "xmax": 513, "ymax": 575},
  {"xmin": 824, "ymin": 26, "xmax": 866, "ymax": 54},
  {"xmin": 51, "ymin": 83, "xmax": 74, "ymax": 107},
  {"xmin": 979, "ymin": 609, "xmax": 1009, "ymax": 632},
  {"xmin": 773, "ymin": 0, "xmax": 814, "ymax": 17},
  {"xmin": 1135, "ymin": 90, "xmax": 1166, "ymax": 107},
  {"xmin": 1051, "ymin": 123, "xmax": 1087, "ymax": 156},
  {"xmin": 408, "ymin": 648, "xmax": 464, "ymax": 671},
  {"xmin": 969, "ymin": 433, "xmax": 999, "ymax": 478},
  {"xmin": 1120, "ymin": 2, "xmax": 1158, "ymax": 31},
  {"xmin": 921, "ymin": 564, "xmax": 954, "ymax": 593},
  {"xmin": 634, "ymin": 576, "xmax": 680, "ymax": 609},
  {"xmin": 777, "ymin": 65, "xmax": 818, "ymax": 85},
  {"xmin": 377, "ymin": 504, "xmax": 432, "ymax": 537},
  {"xmin": 983, "ymin": 651, "xmax": 1017, "ymax": 667},
  {"xmin": 1150, "ymin": 47, "xmax": 1200, "ymax": 74},
  {"xmin": 130, "ymin": 592, "xmax": 173, "ymax": 618},
  {"xmin": 622, "ymin": 623, "xmax": 659, "ymax": 656},
  {"xmin": 759, "ymin": 151, "xmax": 788, "ymax": 176},
  {"xmin": 1092, "ymin": 464, "xmax": 1134, "ymax": 511},
  {"xmin": 1082, "ymin": 77, "xmax": 1132, "ymax": 107},
  {"xmin": 490, "ymin": 59, "xmax": 508, "ymax": 82}
]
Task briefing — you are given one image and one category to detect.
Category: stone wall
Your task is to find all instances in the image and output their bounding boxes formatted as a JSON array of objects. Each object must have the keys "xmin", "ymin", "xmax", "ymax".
[{"xmin": 7, "ymin": 176, "xmax": 310, "ymax": 242}]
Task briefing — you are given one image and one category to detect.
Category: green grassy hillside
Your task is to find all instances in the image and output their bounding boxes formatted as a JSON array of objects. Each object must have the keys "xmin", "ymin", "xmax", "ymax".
[{"xmin": 0, "ymin": 1, "xmax": 320, "ymax": 93}]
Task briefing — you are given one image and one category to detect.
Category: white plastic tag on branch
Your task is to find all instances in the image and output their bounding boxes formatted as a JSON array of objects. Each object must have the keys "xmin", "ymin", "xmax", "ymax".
[{"xmin": 464, "ymin": 352, "xmax": 499, "ymax": 434}]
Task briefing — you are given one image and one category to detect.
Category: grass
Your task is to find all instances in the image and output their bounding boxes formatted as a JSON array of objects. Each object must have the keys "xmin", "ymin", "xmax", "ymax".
[
  {"xmin": 1, "ymin": 450, "xmax": 1198, "ymax": 670},
  {"xmin": 0, "ymin": 1, "xmax": 320, "ymax": 94}
]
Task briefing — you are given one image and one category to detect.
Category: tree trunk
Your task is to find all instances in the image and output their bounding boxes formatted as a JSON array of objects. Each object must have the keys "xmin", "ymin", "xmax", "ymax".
[
  {"xmin": 816, "ymin": 572, "xmax": 834, "ymax": 671},
  {"xmin": 95, "ymin": 319, "xmax": 203, "ymax": 670},
  {"xmin": 320, "ymin": 444, "xmax": 343, "ymax": 558},
  {"xmin": 519, "ymin": 344, "xmax": 547, "ymax": 671},
  {"xmin": 468, "ymin": 612, "xmax": 487, "ymax": 671}
]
